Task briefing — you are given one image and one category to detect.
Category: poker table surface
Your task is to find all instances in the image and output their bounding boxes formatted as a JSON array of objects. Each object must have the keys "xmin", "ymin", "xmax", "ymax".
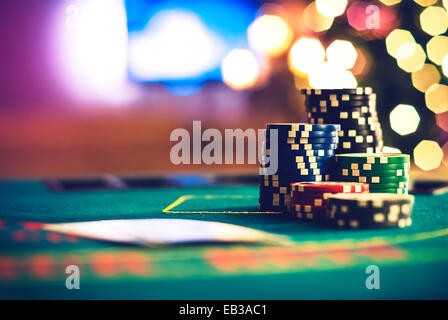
[{"xmin": 1, "ymin": 175, "xmax": 448, "ymax": 299}]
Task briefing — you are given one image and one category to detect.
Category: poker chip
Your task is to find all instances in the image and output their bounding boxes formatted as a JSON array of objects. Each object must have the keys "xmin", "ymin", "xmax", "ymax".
[
  {"xmin": 283, "ymin": 136, "xmax": 339, "ymax": 144},
  {"xmin": 262, "ymin": 146, "xmax": 336, "ymax": 158},
  {"xmin": 290, "ymin": 181, "xmax": 369, "ymax": 193},
  {"xmin": 368, "ymin": 183, "xmax": 409, "ymax": 190},
  {"xmin": 338, "ymin": 168, "xmax": 409, "ymax": 177},
  {"xmin": 300, "ymin": 87, "xmax": 373, "ymax": 95},
  {"xmin": 301, "ymin": 88, "xmax": 382, "ymax": 154},
  {"xmin": 266, "ymin": 123, "xmax": 341, "ymax": 132},
  {"xmin": 332, "ymin": 153, "xmax": 411, "ymax": 194},
  {"xmin": 325, "ymin": 193, "xmax": 414, "ymax": 229},
  {"xmin": 335, "ymin": 153, "xmax": 410, "ymax": 164},
  {"xmin": 367, "ymin": 187, "xmax": 408, "ymax": 194},
  {"xmin": 287, "ymin": 130, "xmax": 338, "ymax": 138},
  {"xmin": 259, "ymin": 123, "xmax": 340, "ymax": 212},
  {"xmin": 306, "ymin": 99, "xmax": 375, "ymax": 107},
  {"xmin": 340, "ymin": 162, "xmax": 410, "ymax": 171},
  {"xmin": 289, "ymin": 182, "xmax": 369, "ymax": 220},
  {"xmin": 332, "ymin": 174, "xmax": 409, "ymax": 184}
]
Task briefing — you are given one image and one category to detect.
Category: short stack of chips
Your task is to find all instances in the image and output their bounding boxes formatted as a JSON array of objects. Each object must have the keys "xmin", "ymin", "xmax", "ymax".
[
  {"xmin": 259, "ymin": 123, "xmax": 340, "ymax": 212},
  {"xmin": 325, "ymin": 193, "xmax": 415, "ymax": 229},
  {"xmin": 332, "ymin": 153, "xmax": 411, "ymax": 194},
  {"xmin": 290, "ymin": 182, "xmax": 369, "ymax": 220},
  {"xmin": 300, "ymin": 88, "xmax": 383, "ymax": 154}
]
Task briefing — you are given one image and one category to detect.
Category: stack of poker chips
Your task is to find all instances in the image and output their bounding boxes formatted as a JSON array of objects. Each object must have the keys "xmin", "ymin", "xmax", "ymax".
[
  {"xmin": 332, "ymin": 153, "xmax": 411, "ymax": 194},
  {"xmin": 300, "ymin": 88, "xmax": 383, "ymax": 154},
  {"xmin": 325, "ymin": 193, "xmax": 414, "ymax": 229},
  {"xmin": 290, "ymin": 182, "xmax": 369, "ymax": 220},
  {"xmin": 259, "ymin": 123, "xmax": 340, "ymax": 212}
]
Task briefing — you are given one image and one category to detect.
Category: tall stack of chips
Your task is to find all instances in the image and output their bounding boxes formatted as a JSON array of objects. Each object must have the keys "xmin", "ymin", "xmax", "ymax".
[
  {"xmin": 259, "ymin": 123, "xmax": 340, "ymax": 212},
  {"xmin": 325, "ymin": 193, "xmax": 415, "ymax": 229},
  {"xmin": 290, "ymin": 182, "xmax": 369, "ymax": 220},
  {"xmin": 332, "ymin": 153, "xmax": 411, "ymax": 194},
  {"xmin": 300, "ymin": 88, "xmax": 383, "ymax": 154}
]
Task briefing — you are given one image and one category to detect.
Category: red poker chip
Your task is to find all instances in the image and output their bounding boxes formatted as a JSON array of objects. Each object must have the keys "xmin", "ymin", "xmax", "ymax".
[
  {"xmin": 290, "ymin": 181, "xmax": 369, "ymax": 193},
  {"xmin": 290, "ymin": 190, "xmax": 337, "ymax": 201}
]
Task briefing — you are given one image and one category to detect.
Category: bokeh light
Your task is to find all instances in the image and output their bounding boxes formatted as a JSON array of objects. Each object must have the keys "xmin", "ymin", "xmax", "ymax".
[
  {"xmin": 389, "ymin": 104, "xmax": 420, "ymax": 135},
  {"xmin": 221, "ymin": 49, "xmax": 260, "ymax": 90},
  {"xmin": 316, "ymin": 0, "xmax": 347, "ymax": 18},
  {"xmin": 380, "ymin": 0, "xmax": 401, "ymax": 5},
  {"xmin": 396, "ymin": 43, "xmax": 426, "ymax": 73},
  {"xmin": 414, "ymin": 0, "xmax": 437, "ymax": 6},
  {"xmin": 303, "ymin": 1, "xmax": 334, "ymax": 33},
  {"xmin": 382, "ymin": 146, "xmax": 402, "ymax": 153},
  {"xmin": 435, "ymin": 111, "xmax": 448, "ymax": 132},
  {"xmin": 351, "ymin": 47, "xmax": 370, "ymax": 76},
  {"xmin": 347, "ymin": 1, "xmax": 398, "ymax": 37},
  {"xmin": 413, "ymin": 140, "xmax": 443, "ymax": 171},
  {"xmin": 385, "ymin": 29, "xmax": 415, "ymax": 58},
  {"xmin": 326, "ymin": 40, "xmax": 358, "ymax": 70},
  {"xmin": 308, "ymin": 62, "xmax": 357, "ymax": 89},
  {"xmin": 442, "ymin": 141, "xmax": 448, "ymax": 168},
  {"xmin": 59, "ymin": 0, "xmax": 132, "ymax": 103},
  {"xmin": 411, "ymin": 64, "xmax": 440, "ymax": 92},
  {"xmin": 426, "ymin": 36, "xmax": 448, "ymax": 65},
  {"xmin": 442, "ymin": 55, "xmax": 448, "ymax": 78},
  {"xmin": 288, "ymin": 38, "xmax": 325, "ymax": 75},
  {"xmin": 425, "ymin": 84, "xmax": 448, "ymax": 114},
  {"xmin": 420, "ymin": 6, "xmax": 448, "ymax": 36},
  {"xmin": 247, "ymin": 14, "xmax": 292, "ymax": 57}
]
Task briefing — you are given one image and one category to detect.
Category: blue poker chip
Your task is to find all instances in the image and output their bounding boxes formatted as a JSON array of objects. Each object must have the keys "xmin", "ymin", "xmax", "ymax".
[
  {"xmin": 260, "ymin": 167, "xmax": 332, "ymax": 176},
  {"xmin": 266, "ymin": 123, "xmax": 341, "ymax": 132},
  {"xmin": 266, "ymin": 136, "xmax": 339, "ymax": 144},
  {"xmin": 261, "ymin": 160, "xmax": 333, "ymax": 170},
  {"xmin": 261, "ymin": 173, "xmax": 331, "ymax": 183},
  {"xmin": 262, "ymin": 147, "xmax": 336, "ymax": 157},
  {"xmin": 271, "ymin": 136, "xmax": 339, "ymax": 144},
  {"xmin": 279, "ymin": 143, "xmax": 338, "ymax": 151}
]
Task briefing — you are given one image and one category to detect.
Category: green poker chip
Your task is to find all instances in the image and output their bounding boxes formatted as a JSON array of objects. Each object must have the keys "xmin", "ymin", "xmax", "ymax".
[
  {"xmin": 339, "ymin": 162, "xmax": 410, "ymax": 171},
  {"xmin": 331, "ymin": 174, "xmax": 409, "ymax": 184},
  {"xmin": 337, "ymin": 168, "xmax": 410, "ymax": 177},
  {"xmin": 368, "ymin": 188, "xmax": 408, "ymax": 194},
  {"xmin": 335, "ymin": 153, "xmax": 410, "ymax": 164}
]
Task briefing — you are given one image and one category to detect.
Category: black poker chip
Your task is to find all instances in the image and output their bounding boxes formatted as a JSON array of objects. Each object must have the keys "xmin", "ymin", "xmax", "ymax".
[{"xmin": 324, "ymin": 193, "xmax": 414, "ymax": 229}]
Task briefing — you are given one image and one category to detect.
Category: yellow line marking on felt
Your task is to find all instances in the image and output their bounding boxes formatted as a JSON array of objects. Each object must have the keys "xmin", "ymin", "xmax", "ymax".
[
  {"xmin": 162, "ymin": 194, "xmax": 280, "ymax": 214},
  {"xmin": 162, "ymin": 195, "xmax": 448, "ymax": 250}
]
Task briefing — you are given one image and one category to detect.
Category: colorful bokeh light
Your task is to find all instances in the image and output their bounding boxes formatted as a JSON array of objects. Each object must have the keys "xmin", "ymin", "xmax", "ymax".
[
  {"xmin": 413, "ymin": 140, "xmax": 443, "ymax": 171},
  {"xmin": 426, "ymin": 36, "xmax": 448, "ymax": 65},
  {"xmin": 308, "ymin": 62, "xmax": 357, "ymax": 89},
  {"xmin": 247, "ymin": 14, "xmax": 292, "ymax": 57},
  {"xmin": 425, "ymin": 84, "xmax": 448, "ymax": 114},
  {"xmin": 315, "ymin": 0, "xmax": 347, "ymax": 18},
  {"xmin": 326, "ymin": 40, "xmax": 358, "ymax": 70},
  {"xmin": 414, "ymin": 0, "xmax": 438, "ymax": 6},
  {"xmin": 303, "ymin": 1, "xmax": 334, "ymax": 33},
  {"xmin": 288, "ymin": 38, "xmax": 325, "ymax": 75},
  {"xmin": 386, "ymin": 29, "xmax": 415, "ymax": 58},
  {"xmin": 411, "ymin": 64, "xmax": 440, "ymax": 92},
  {"xmin": 435, "ymin": 111, "xmax": 448, "ymax": 132},
  {"xmin": 396, "ymin": 43, "xmax": 426, "ymax": 73},
  {"xmin": 419, "ymin": 6, "xmax": 448, "ymax": 36},
  {"xmin": 221, "ymin": 49, "xmax": 260, "ymax": 90},
  {"xmin": 390, "ymin": 104, "xmax": 420, "ymax": 135}
]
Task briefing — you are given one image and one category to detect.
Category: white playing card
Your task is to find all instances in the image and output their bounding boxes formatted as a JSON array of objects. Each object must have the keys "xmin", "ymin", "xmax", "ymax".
[{"xmin": 43, "ymin": 219, "xmax": 291, "ymax": 246}]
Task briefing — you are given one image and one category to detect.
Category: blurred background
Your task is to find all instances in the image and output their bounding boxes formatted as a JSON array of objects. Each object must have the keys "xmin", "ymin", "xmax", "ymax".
[{"xmin": 0, "ymin": 0, "xmax": 447, "ymax": 178}]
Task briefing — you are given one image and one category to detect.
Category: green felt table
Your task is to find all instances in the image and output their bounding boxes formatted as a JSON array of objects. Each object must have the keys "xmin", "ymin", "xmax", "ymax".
[{"xmin": 0, "ymin": 178, "xmax": 448, "ymax": 299}]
